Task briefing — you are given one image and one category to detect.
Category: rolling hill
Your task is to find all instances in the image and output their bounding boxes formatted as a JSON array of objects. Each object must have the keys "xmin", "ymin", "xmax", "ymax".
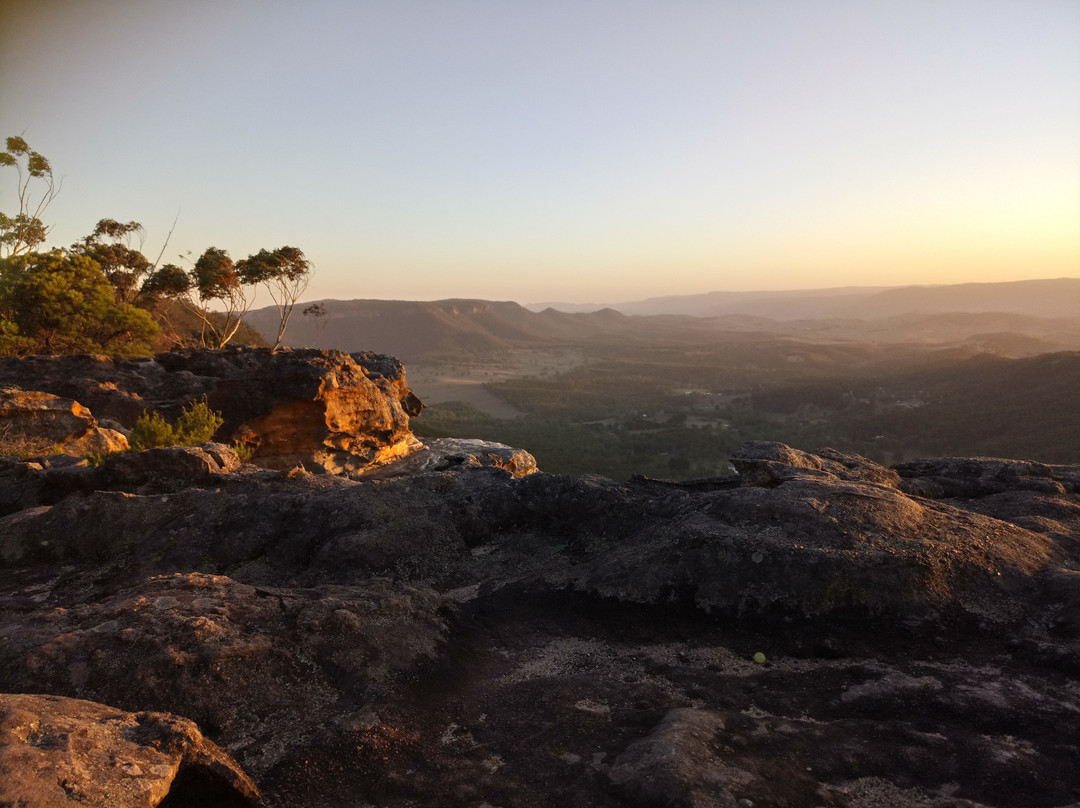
[
  {"xmin": 247, "ymin": 286, "xmax": 1080, "ymax": 362},
  {"xmin": 245, "ymin": 299, "xmax": 636, "ymax": 358},
  {"xmin": 533, "ymin": 277, "xmax": 1080, "ymax": 320}
]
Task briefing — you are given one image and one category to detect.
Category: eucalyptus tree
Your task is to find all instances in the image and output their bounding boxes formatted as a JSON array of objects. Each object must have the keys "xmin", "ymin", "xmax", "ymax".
[
  {"xmin": 71, "ymin": 219, "xmax": 153, "ymax": 304},
  {"xmin": 237, "ymin": 246, "xmax": 314, "ymax": 350},
  {"xmin": 141, "ymin": 246, "xmax": 274, "ymax": 349},
  {"xmin": 0, "ymin": 136, "xmax": 61, "ymax": 258}
]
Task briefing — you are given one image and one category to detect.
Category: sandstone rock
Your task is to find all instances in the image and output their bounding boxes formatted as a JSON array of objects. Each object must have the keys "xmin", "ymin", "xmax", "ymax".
[
  {"xmin": 0, "ymin": 386, "xmax": 127, "ymax": 460},
  {"xmin": 894, "ymin": 456, "xmax": 1080, "ymax": 498},
  {"xmin": 0, "ymin": 348, "xmax": 425, "ymax": 474},
  {"xmin": 356, "ymin": 437, "xmax": 538, "ymax": 479},
  {"xmin": 731, "ymin": 440, "xmax": 901, "ymax": 488},
  {"xmin": 0, "ymin": 692, "xmax": 259, "ymax": 807},
  {"xmin": 0, "ymin": 445, "xmax": 1061, "ymax": 623},
  {"xmin": 100, "ymin": 441, "xmax": 243, "ymax": 484},
  {"xmin": 608, "ymin": 700, "xmax": 1061, "ymax": 808},
  {"xmin": 2, "ymin": 441, "xmax": 1079, "ymax": 807},
  {"xmin": 0, "ymin": 572, "xmax": 447, "ymax": 778},
  {"xmin": 0, "ymin": 387, "xmax": 131, "ymax": 458},
  {"xmin": 608, "ymin": 708, "xmax": 735, "ymax": 807},
  {"xmin": 16, "ymin": 443, "xmax": 243, "ymax": 501},
  {"xmin": 500, "ymin": 462, "xmax": 1057, "ymax": 625},
  {"xmin": 0, "ymin": 386, "xmax": 96, "ymax": 444},
  {"xmin": 0, "ymin": 355, "xmax": 151, "ymax": 424},
  {"xmin": 56, "ymin": 426, "xmax": 129, "ymax": 456},
  {"xmin": 158, "ymin": 348, "xmax": 421, "ymax": 472}
]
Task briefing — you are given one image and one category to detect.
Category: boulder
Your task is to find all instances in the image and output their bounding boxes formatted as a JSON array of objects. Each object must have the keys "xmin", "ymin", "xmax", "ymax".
[
  {"xmin": 731, "ymin": 440, "xmax": 901, "ymax": 488},
  {"xmin": 0, "ymin": 692, "xmax": 259, "ymax": 807},
  {"xmin": 0, "ymin": 387, "xmax": 96, "ymax": 443},
  {"xmin": 0, "ymin": 386, "xmax": 130, "ymax": 457},
  {"xmin": 356, "ymin": 437, "xmax": 538, "ymax": 479},
  {"xmin": 97, "ymin": 442, "xmax": 243, "ymax": 485},
  {"xmin": 55, "ymin": 426, "xmax": 129, "ymax": 457},
  {"xmin": 0, "ymin": 355, "xmax": 151, "ymax": 424},
  {"xmin": 608, "ymin": 708, "xmax": 734, "ymax": 807},
  {"xmin": 894, "ymin": 456, "xmax": 1080, "ymax": 498}
]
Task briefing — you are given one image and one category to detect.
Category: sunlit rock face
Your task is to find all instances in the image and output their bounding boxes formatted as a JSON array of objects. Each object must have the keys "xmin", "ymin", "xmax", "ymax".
[
  {"xmin": 183, "ymin": 348, "xmax": 425, "ymax": 472},
  {"xmin": 0, "ymin": 347, "xmax": 424, "ymax": 474},
  {"xmin": 0, "ymin": 692, "xmax": 260, "ymax": 808},
  {"xmin": 0, "ymin": 385, "xmax": 129, "ymax": 456}
]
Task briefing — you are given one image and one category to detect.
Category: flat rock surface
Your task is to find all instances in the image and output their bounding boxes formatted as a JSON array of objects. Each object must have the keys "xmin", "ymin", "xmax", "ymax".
[
  {"xmin": 1, "ymin": 442, "xmax": 1079, "ymax": 806},
  {"xmin": 0, "ymin": 692, "xmax": 259, "ymax": 807},
  {"xmin": 356, "ymin": 437, "xmax": 538, "ymax": 479}
]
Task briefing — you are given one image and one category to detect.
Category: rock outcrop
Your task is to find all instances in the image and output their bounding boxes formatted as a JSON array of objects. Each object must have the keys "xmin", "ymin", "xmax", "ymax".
[
  {"xmin": 358, "ymin": 437, "xmax": 538, "ymax": 479},
  {"xmin": 1, "ymin": 434, "xmax": 1079, "ymax": 807},
  {"xmin": 0, "ymin": 386, "xmax": 128, "ymax": 457},
  {"xmin": 0, "ymin": 348, "xmax": 424, "ymax": 473},
  {"xmin": 0, "ymin": 693, "xmax": 260, "ymax": 807}
]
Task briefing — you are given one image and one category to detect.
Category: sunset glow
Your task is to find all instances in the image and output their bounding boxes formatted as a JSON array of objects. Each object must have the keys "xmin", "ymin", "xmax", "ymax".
[{"xmin": 2, "ymin": 0, "xmax": 1077, "ymax": 304}]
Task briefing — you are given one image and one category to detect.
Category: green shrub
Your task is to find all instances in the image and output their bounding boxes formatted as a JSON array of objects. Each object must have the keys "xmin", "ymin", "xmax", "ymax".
[
  {"xmin": 129, "ymin": 410, "xmax": 175, "ymax": 451},
  {"xmin": 129, "ymin": 398, "xmax": 223, "ymax": 451},
  {"xmin": 174, "ymin": 397, "xmax": 224, "ymax": 445}
]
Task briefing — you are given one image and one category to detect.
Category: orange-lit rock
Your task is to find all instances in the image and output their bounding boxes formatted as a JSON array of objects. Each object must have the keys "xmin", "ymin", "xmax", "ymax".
[
  {"xmin": 0, "ymin": 387, "xmax": 95, "ymax": 442},
  {"xmin": 0, "ymin": 386, "xmax": 130, "ymax": 457},
  {"xmin": 206, "ymin": 349, "xmax": 424, "ymax": 472},
  {"xmin": 0, "ymin": 693, "xmax": 259, "ymax": 808},
  {"xmin": 0, "ymin": 348, "xmax": 424, "ymax": 473}
]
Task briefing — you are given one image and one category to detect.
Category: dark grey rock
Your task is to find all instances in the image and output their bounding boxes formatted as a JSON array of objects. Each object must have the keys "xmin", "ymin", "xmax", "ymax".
[{"xmin": 1, "ymin": 441, "xmax": 1078, "ymax": 807}]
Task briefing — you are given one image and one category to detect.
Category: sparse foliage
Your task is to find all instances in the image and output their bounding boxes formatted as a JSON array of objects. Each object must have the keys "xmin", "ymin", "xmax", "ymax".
[
  {"xmin": 237, "ymin": 246, "xmax": 314, "ymax": 351},
  {"xmin": 72, "ymin": 219, "xmax": 153, "ymax": 304},
  {"xmin": 142, "ymin": 247, "xmax": 257, "ymax": 348},
  {"xmin": 127, "ymin": 410, "xmax": 175, "ymax": 451},
  {"xmin": 0, "ymin": 136, "xmax": 61, "ymax": 257},
  {"xmin": 174, "ymin": 397, "xmax": 224, "ymax": 443},
  {"xmin": 302, "ymin": 302, "xmax": 329, "ymax": 347},
  {"xmin": 0, "ymin": 132, "xmax": 297, "ymax": 355},
  {"xmin": 191, "ymin": 247, "xmax": 254, "ymax": 348}
]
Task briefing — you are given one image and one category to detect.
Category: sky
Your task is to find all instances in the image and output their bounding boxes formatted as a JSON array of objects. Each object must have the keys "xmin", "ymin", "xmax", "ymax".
[{"xmin": 2, "ymin": 0, "xmax": 1078, "ymax": 305}]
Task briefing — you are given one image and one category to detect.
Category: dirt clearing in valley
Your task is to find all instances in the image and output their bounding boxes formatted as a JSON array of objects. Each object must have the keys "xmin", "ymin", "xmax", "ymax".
[{"xmin": 406, "ymin": 349, "xmax": 587, "ymax": 418}]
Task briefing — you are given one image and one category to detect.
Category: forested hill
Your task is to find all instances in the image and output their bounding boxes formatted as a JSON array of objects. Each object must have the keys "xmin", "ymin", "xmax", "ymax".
[
  {"xmin": 247, "ymin": 295, "xmax": 1080, "ymax": 362},
  {"xmin": 245, "ymin": 299, "xmax": 636, "ymax": 356}
]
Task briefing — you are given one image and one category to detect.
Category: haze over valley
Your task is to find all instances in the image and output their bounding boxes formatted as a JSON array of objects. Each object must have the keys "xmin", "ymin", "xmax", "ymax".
[{"xmin": 248, "ymin": 277, "xmax": 1080, "ymax": 479}]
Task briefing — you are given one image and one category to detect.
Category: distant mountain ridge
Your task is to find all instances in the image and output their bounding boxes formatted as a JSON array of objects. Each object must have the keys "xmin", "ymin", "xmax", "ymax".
[
  {"xmin": 245, "ymin": 298, "xmax": 633, "ymax": 358},
  {"xmin": 245, "ymin": 278, "xmax": 1080, "ymax": 360},
  {"xmin": 529, "ymin": 278, "xmax": 1080, "ymax": 319}
]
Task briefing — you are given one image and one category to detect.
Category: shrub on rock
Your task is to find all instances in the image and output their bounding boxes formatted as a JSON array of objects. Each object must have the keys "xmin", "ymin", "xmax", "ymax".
[{"xmin": 129, "ymin": 397, "xmax": 223, "ymax": 450}]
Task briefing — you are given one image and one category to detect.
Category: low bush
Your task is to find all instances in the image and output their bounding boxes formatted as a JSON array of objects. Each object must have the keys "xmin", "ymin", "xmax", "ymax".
[{"xmin": 129, "ymin": 397, "xmax": 223, "ymax": 451}]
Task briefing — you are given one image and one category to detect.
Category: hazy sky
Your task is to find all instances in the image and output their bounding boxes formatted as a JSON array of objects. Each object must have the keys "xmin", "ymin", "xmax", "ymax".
[{"xmin": 2, "ymin": 0, "xmax": 1078, "ymax": 304}]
